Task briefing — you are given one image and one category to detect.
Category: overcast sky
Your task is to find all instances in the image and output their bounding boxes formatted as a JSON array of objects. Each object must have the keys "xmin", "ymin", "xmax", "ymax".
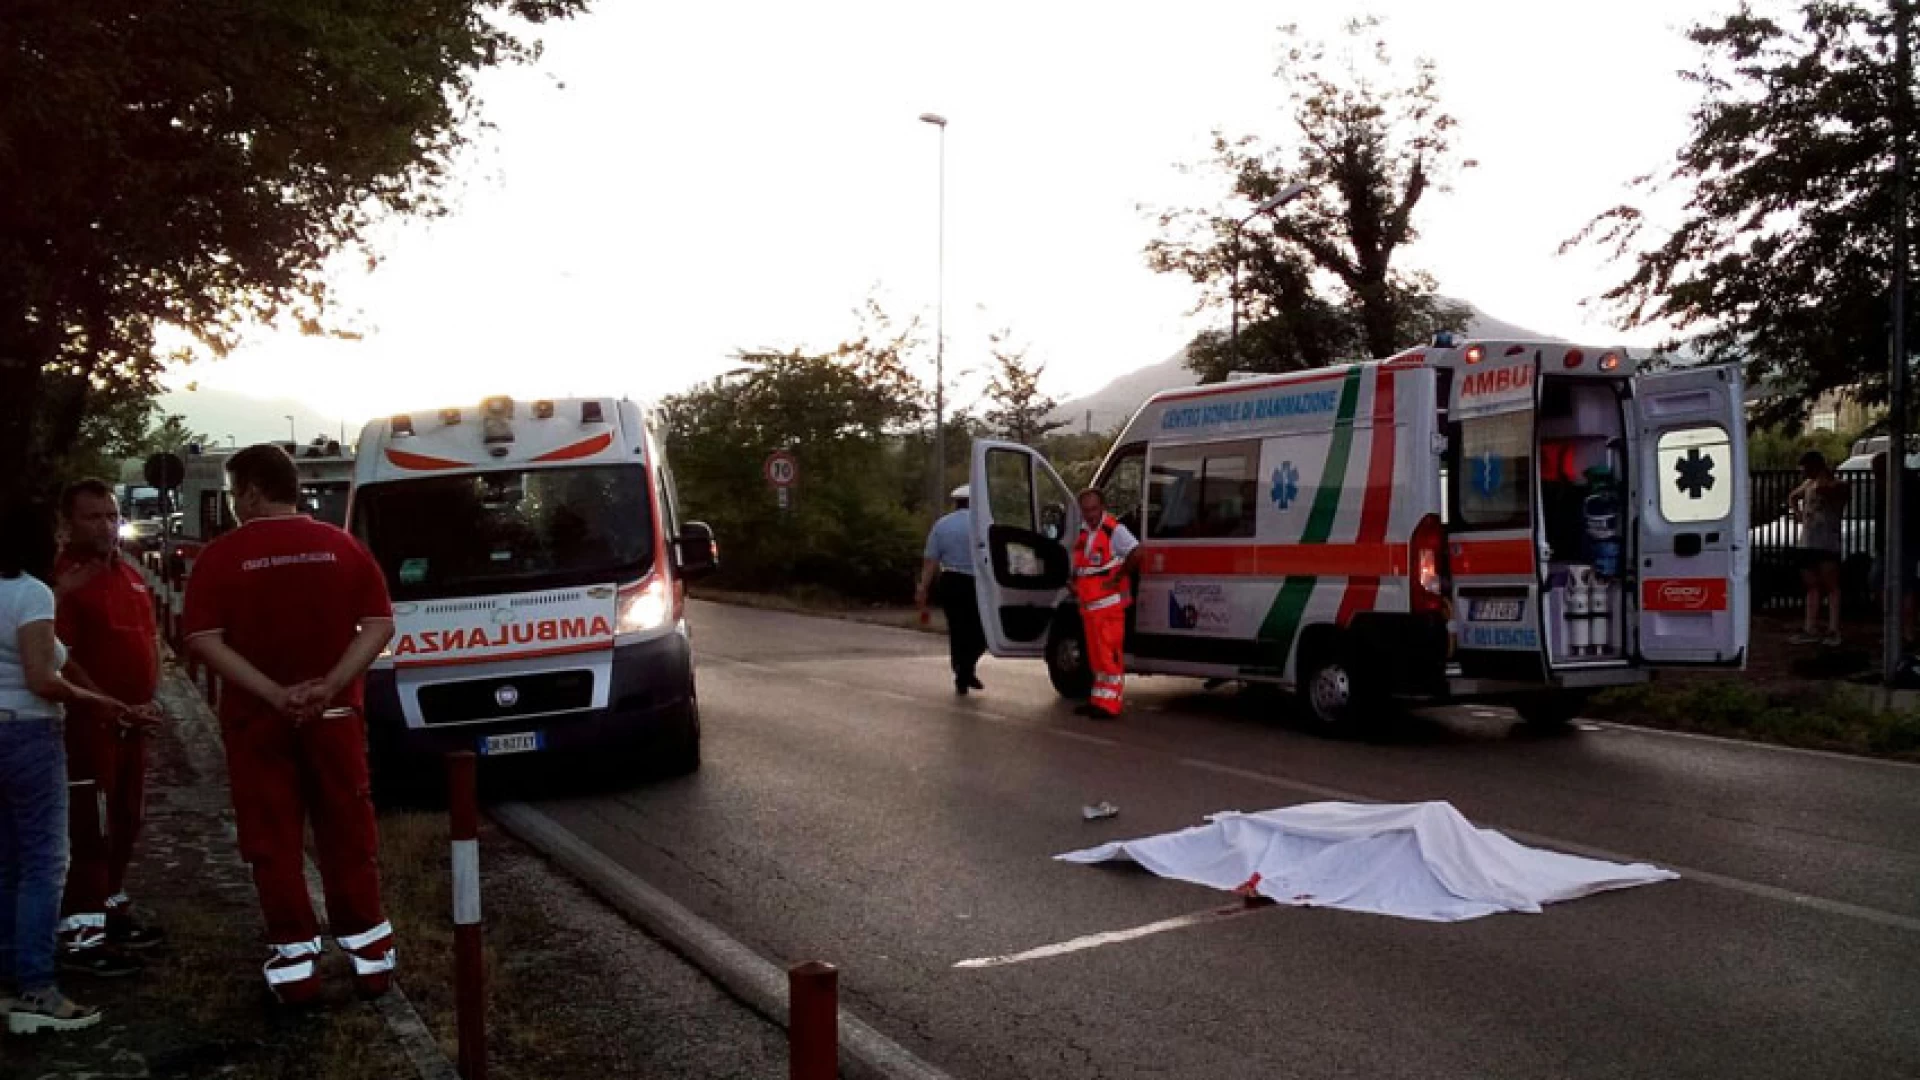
[{"xmin": 168, "ymin": 0, "xmax": 1727, "ymax": 441}]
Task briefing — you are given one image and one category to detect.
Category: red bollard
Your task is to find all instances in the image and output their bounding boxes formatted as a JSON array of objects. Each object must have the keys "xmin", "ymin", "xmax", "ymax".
[
  {"xmin": 788, "ymin": 960, "xmax": 838, "ymax": 1080},
  {"xmin": 448, "ymin": 752, "xmax": 487, "ymax": 1080}
]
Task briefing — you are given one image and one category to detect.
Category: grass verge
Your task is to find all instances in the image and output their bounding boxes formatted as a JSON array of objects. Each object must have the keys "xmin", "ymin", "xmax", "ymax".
[{"xmin": 1591, "ymin": 677, "xmax": 1920, "ymax": 762}]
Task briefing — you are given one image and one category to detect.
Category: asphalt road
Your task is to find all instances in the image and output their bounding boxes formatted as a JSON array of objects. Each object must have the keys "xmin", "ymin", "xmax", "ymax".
[{"xmin": 530, "ymin": 601, "xmax": 1920, "ymax": 1080}]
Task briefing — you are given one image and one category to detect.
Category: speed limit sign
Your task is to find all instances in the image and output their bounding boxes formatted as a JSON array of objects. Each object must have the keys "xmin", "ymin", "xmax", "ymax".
[{"xmin": 763, "ymin": 450, "xmax": 798, "ymax": 488}]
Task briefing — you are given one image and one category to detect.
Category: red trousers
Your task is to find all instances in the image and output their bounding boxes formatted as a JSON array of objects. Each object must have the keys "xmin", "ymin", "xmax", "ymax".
[
  {"xmin": 1085, "ymin": 606, "xmax": 1127, "ymax": 716},
  {"xmin": 61, "ymin": 716, "xmax": 148, "ymax": 926},
  {"xmin": 222, "ymin": 708, "xmax": 386, "ymax": 949}
]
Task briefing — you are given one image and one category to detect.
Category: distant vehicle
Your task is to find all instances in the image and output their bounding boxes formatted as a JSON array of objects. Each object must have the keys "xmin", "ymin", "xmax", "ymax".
[
  {"xmin": 970, "ymin": 338, "xmax": 1749, "ymax": 729},
  {"xmin": 348, "ymin": 396, "xmax": 717, "ymax": 792},
  {"xmin": 116, "ymin": 517, "xmax": 165, "ymax": 554}
]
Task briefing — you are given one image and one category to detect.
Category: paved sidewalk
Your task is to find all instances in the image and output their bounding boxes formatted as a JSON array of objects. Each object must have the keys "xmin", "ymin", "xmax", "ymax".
[{"xmin": 2, "ymin": 663, "xmax": 418, "ymax": 1080}]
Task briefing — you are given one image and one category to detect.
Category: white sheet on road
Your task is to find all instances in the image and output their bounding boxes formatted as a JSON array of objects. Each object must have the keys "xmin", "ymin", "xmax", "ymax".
[{"xmin": 1057, "ymin": 801, "xmax": 1677, "ymax": 922}]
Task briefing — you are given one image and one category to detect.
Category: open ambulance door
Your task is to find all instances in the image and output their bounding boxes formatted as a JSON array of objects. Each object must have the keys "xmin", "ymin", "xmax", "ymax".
[
  {"xmin": 1630, "ymin": 365, "xmax": 1749, "ymax": 666},
  {"xmin": 969, "ymin": 440, "xmax": 1081, "ymax": 657}
]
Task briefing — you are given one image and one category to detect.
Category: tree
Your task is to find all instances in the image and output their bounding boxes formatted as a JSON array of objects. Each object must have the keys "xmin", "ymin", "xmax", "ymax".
[
  {"xmin": 1566, "ymin": 1, "xmax": 1915, "ymax": 426},
  {"xmin": 1147, "ymin": 19, "xmax": 1470, "ymax": 383},
  {"xmin": 661, "ymin": 306, "xmax": 932, "ymax": 602},
  {"xmin": 982, "ymin": 330, "xmax": 1067, "ymax": 446},
  {"xmin": 0, "ymin": 0, "xmax": 588, "ymax": 503}
]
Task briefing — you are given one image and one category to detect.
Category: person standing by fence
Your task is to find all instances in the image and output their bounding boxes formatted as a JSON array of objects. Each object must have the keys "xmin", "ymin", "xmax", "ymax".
[{"xmin": 1789, "ymin": 451, "xmax": 1849, "ymax": 646}]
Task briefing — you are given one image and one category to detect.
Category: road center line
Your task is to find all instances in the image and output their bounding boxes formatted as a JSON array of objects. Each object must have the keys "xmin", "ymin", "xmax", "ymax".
[
  {"xmin": 1177, "ymin": 757, "xmax": 1920, "ymax": 935},
  {"xmin": 954, "ymin": 902, "xmax": 1272, "ymax": 969}
]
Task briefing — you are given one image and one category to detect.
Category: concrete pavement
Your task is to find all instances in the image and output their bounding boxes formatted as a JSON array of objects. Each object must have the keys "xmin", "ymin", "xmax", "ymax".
[{"xmin": 526, "ymin": 601, "xmax": 1920, "ymax": 1080}]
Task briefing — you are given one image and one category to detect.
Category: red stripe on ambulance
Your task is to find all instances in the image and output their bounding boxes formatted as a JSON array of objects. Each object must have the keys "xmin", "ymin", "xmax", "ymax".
[{"xmin": 1337, "ymin": 369, "xmax": 1398, "ymax": 626}]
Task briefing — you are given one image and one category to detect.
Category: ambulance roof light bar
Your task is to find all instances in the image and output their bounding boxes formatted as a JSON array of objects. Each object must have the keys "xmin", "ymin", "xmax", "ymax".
[
  {"xmin": 582, "ymin": 400, "xmax": 604, "ymax": 424},
  {"xmin": 480, "ymin": 396, "xmax": 515, "ymax": 456},
  {"xmin": 390, "ymin": 414, "xmax": 415, "ymax": 438},
  {"xmin": 533, "ymin": 399, "xmax": 555, "ymax": 420}
]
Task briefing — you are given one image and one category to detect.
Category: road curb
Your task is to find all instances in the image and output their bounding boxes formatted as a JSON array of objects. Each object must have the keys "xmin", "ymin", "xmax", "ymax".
[{"xmin": 492, "ymin": 801, "xmax": 955, "ymax": 1080}]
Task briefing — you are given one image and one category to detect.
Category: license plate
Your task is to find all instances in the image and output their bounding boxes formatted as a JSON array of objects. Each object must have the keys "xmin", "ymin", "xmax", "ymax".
[
  {"xmin": 479, "ymin": 731, "xmax": 543, "ymax": 756},
  {"xmin": 1470, "ymin": 599, "xmax": 1524, "ymax": 622}
]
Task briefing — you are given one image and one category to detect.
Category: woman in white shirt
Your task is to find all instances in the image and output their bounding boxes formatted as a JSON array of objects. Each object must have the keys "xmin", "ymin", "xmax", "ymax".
[{"xmin": 0, "ymin": 500, "xmax": 125, "ymax": 1034}]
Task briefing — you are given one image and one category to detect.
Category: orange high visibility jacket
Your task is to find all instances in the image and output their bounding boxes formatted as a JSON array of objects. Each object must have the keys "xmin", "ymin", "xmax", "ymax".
[{"xmin": 1073, "ymin": 514, "xmax": 1130, "ymax": 614}]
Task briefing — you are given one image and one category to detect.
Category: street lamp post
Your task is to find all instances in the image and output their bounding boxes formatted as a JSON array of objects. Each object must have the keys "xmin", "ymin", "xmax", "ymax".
[
  {"xmin": 1887, "ymin": 0, "xmax": 1912, "ymax": 687},
  {"xmin": 920, "ymin": 111, "xmax": 948, "ymax": 511},
  {"xmin": 284, "ymin": 415, "xmax": 296, "ymax": 447},
  {"xmin": 1228, "ymin": 182, "xmax": 1311, "ymax": 366}
]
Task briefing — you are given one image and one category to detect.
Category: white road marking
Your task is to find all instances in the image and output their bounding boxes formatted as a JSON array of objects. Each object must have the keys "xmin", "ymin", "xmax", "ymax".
[
  {"xmin": 1176, "ymin": 757, "xmax": 1920, "ymax": 936},
  {"xmin": 954, "ymin": 902, "xmax": 1269, "ymax": 969},
  {"xmin": 1048, "ymin": 729, "xmax": 1120, "ymax": 748},
  {"xmin": 869, "ymin": 689, "xmax": 916, "ymax": 703}
]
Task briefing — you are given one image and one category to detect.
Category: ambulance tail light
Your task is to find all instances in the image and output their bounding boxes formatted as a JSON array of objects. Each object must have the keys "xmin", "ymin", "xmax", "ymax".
[{"xmin": 1410, "ymin": 513, "xmax": 1447, "ymax": 615}]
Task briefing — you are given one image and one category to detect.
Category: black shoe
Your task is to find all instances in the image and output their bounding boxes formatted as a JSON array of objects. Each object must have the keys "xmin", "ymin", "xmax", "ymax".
[
  {"xmin": 955, "ymin": 679, "xmax": 969, "ymax": 696},
  {"xmin": 59, "ymin": 945, "xmax": 143, "ymax": 978},
  {"xmin": 965, "ymin": 675, "xmax": 985, "ymax": 691},
  {"xmin": 110, "ymin": 921, "xmax": 167, "ymax": 952}
]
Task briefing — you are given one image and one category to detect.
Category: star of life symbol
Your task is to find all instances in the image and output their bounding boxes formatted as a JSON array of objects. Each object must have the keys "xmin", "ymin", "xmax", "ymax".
[
  {"xmin": 1674, "ymin": 447, "xmax": 1716, "ymax": 499},
  {"xmin": 1271, "ymin": 462, "xmax": 1300, "ymax": 511},
  {"xmin": 1470, "ymin": 451, "xmax": 1503, "ymax": 498}
]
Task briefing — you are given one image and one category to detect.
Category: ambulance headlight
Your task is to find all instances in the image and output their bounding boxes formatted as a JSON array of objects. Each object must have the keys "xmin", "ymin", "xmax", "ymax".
[
  {"xmin": 118, "ymin": 522, "xmax": 137, "ymax": 540},
  {"xmin": 618, "ymin": 580, "xmax": 671, "ymax": 634}
]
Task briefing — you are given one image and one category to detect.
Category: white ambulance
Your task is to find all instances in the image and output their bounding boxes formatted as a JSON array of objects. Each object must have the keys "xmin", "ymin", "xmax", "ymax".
[
  {"xmin": 347, "ymin": 396, "xmax": 716, "ymax": 784},
  {"xmin": 970, "ymin": 338, "xmax": 1748, "ymax": 728}
]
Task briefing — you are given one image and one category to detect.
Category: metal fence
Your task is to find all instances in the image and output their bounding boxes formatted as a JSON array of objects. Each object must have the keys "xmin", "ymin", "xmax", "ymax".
[{"xmin": 1749, "ymin": 468, "xmax": 1883, "ymax": 612}]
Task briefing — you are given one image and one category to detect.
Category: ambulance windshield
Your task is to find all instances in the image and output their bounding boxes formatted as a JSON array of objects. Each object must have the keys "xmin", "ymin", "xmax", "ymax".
[{"xmin": 353, "ymin": 464, "xmax": 654, "ymax": 599}]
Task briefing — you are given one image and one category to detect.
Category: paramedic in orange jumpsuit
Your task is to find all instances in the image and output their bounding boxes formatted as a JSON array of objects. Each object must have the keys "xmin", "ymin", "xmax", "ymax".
[
  {"xmin": 181, "ymin": 444, "xmax": 397, "ymax": 1004},
  {"xmin": 1073, "ymin": 489, "xmax": 1140, "ymax": 719}
]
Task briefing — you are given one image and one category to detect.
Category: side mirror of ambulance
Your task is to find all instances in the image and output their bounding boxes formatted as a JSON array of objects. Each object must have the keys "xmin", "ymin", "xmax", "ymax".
[{"xmin": 675, "ymin": 521, "xmax": 719, "ymax": 580}]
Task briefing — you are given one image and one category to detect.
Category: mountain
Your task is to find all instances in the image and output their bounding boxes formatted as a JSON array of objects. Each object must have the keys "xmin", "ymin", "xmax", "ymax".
[
  {"xmin": 1053, "ymin": 302, "xmax": 1555, "ymax": 433},
  {"xmin": 157, "ymin": 386, "xmax": 357, "ymax": 449}
]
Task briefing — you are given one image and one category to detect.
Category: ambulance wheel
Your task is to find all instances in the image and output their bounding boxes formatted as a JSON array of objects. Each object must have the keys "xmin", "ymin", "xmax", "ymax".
[
  {"xmin": 1514, "ymin": 691, "xmax": 1591, "ymax": 729},
  {"xmin": 1047, "ymin": 617, "xmax": 1094, "ymax": 700},
  {"xmin": 651, "ymin": 697, "xmax": 702, "ymax": 777},
  {"xmin": 1298, "ymin": 639, "xmax": 1376, "ymax": 732}
]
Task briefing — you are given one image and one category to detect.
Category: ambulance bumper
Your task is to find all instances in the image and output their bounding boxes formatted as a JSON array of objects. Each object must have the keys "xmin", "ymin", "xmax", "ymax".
[
  {"xmin": 363, "ymin": 630, "xmax": 696, "ymax": 760},
  {"xmin": 1442, "ymin": 665, "xmax": 1649, "ymax": 698}
]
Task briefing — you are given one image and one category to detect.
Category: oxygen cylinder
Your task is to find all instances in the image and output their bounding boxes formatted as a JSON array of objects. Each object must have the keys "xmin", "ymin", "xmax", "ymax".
[
  {"xmin": 1589, "ymin": 578, "xmax": 1612, "ymax": 654},
  {"xmin": 1566, "ymin": 566, "xmax": 1593, "ymax": 653}
]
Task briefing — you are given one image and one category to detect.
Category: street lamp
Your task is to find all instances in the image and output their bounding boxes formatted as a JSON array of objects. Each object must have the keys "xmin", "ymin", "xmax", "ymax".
[
  {"xmin": 920, "ymin": 111, "xmax": 948, "ymax": 510},
  {"xmin": 1228, "ymin": 182, "xmax": 1311, "ymax": 364},
  {"xmin": 284, "ymin": 415, "xmax": 296, "ymax": 447}
]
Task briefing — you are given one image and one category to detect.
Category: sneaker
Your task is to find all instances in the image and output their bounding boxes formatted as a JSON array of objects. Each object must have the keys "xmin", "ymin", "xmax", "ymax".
[
  {"xmin": 1789, "ymin": 632, "xmax": 1823, "ymax": 645},
  {"xmin": 58, "ymin": 945, "xmax": 143, "ymax": 979},
  {"xmin": 7, "ymin": 989, "xmax": 102, "ymax": 1034}
]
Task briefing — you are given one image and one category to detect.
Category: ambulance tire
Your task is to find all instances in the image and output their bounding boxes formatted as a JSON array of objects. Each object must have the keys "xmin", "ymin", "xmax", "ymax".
[
  {"xmin": 1046, "ymin": 613, "xmax": 1095, "ymax": 700},
  {"xmin": 652, "ymin": 697, "xmax": 703, "ymax": 777},
  {"xmin": 1513, "ymin": 691, "xmax": 1591, "ymax": 730},
  {"xmin": 1296, "ymin": 636, "xmax": 1379, "ymax": 734}
]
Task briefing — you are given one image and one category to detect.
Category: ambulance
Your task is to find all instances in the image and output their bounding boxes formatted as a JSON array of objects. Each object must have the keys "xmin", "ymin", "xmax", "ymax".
[
  {"xmin": 347, "ymin": 396, "xmax": 716, "ymax": 786},
  {"xmin": 970, "ymin": 338, "xmax": 1749, "ymax": 728}
]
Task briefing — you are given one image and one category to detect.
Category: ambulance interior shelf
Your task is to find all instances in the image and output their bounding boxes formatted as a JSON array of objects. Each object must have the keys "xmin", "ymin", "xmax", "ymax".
[{"xmin": 1537, "ymin": 379, "xmax": 1628, "ymax": 665}]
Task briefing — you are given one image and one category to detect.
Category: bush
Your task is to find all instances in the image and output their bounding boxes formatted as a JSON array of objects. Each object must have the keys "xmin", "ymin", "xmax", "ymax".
[{"xmin": 1592, "ymin": 678, "xmax": 1920, "ymax": 761}]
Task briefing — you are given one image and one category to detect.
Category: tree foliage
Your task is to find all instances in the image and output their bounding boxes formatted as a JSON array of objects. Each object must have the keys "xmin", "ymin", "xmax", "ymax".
[
  {"xmin": 662, "ymin": 307, "xmax": 933, "ymax": 602},
  {"xmin": 1147, "ymin": 19, "xmax": 1470, "ymax": 383},
  {"xmin": 0, "ymin": 0, "xmax": 587, "ymax": 502},
  {"xmin": 981, "ymin": 329, "xmax": 1067, "ymax": 446},
  {"xmin": 1567, "ymin": 1, "xmax": 1915, "ymax": 426}
]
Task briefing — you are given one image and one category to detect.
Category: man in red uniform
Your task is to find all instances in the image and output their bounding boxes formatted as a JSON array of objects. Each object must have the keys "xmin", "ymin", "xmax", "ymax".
[
  {"xmin": 1072, "ymin": 488, "xmax": 1139, "ymax": 719},
  {"xmin": 182, "ymin": 444, "xmax": 397, "ymax": 1004},
  {"xmin": 52, "ymin": 480, "xmax": 164, "ymax": 977}
]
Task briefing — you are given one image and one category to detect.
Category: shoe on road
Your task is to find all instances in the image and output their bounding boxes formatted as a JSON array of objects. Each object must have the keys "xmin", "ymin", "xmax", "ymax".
[
  {"xmin": 954, "ymin": 679, "xmax": 969, "ymax": 696},
  {"xmin": 966, "ymin": 675, "xmax": 985, "ymax": 691},
  {"xmin": 7, "ymin": 990, "xmax": 102, "ymax": 1034},
  {"xmin": 110, "ymin": 920, "xmax": 166, "ymax": 951}
]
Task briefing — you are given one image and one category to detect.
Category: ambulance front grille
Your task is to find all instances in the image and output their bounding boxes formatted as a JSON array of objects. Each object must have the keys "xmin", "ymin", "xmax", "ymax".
[{"xmin": 419, "ymin": 589, "xmax": 593, "ymax": 615}]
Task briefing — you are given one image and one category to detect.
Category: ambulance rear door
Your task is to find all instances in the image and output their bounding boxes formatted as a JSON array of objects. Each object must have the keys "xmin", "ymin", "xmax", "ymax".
[
  {"xmin": 1630, "ymin": 365, "xmax": 1749, "ymax": 666},
  {"xmin": 968, "ymin": 440, "xmax": 1082, "ymax": 657}
]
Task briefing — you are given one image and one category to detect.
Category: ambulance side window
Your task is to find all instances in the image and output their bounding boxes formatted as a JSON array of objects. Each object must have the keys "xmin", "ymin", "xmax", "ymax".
[
  {"xmin": 1099, "ymin": 447, "xmax": 1146, "ymax": 539},
  {"xmin": 1150, "ymin": 441, "xmax": 1259, "ymax": 540},
  {"xmin": 1656, "ymin": 427, "xmax": 1733, "ymax": 523}
]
